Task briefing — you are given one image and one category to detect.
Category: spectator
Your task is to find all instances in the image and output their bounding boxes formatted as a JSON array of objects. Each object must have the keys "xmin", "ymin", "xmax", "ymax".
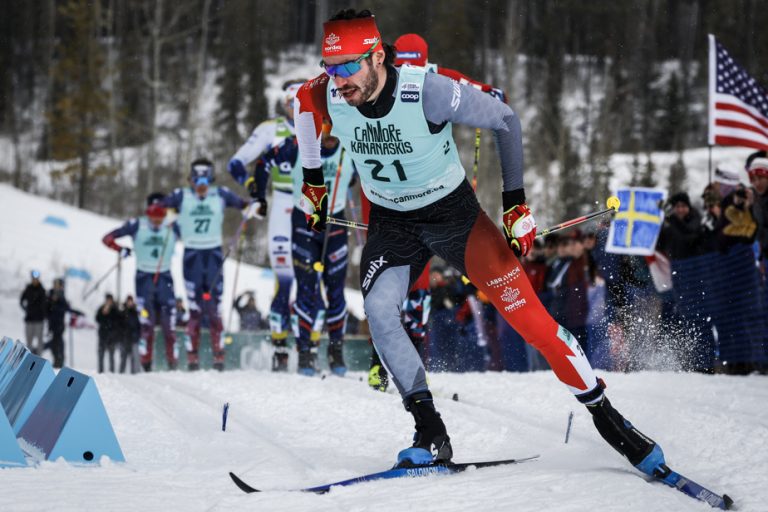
[
  {"xmin": 700, "ymin": 185, "xmax": 722, "ymax": 254},
  {"xmin": 96, "ymin": 293, "xmax": 122, "ymax": 373},
  {"xmin": 562, "ymin": 231, "xmax": 590, "ymax": 355},
  {"xmin": 234, "ymin": 292, "xmax": 262, "ymax": 332},
  {"xmin": 717, "ymin": 185, "xmax": 756, "ymax": 253},
  {"xmin": 46, "ymin": 278, "xmax": 73, "ymax": 368},
  {"xmin": 657, "ymin": 192, "xmax": 703, "ymax": 260},
  {"xmin": 20, "ymin": 270, "xmax": 47, "ymax": 355},
  {"xmin": 120, "ymin": 296, "xmax": 140, "ymax": 374},
  {"xmin": 747, "ymin": 152, "xmax": 768, "ymax": 262},
  {"xmin": 174, "ymin": 298, "xmax": 189, "ymax": 329}
]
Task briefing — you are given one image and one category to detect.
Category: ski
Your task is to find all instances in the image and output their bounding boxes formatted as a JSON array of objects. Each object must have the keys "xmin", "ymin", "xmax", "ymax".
[
  {"xmin": 230, "ymin": 455, "xmax": 540, "ymax": 494},
  {"xmin": 654, "ymin": 465, "xmax": 733, "ymax": 510}
]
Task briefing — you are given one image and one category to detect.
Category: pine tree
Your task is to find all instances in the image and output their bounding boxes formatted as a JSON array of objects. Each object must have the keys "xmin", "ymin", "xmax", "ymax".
[{"xmin": 48, "ymin": 0, "xmax": 111, "ymax": 209}]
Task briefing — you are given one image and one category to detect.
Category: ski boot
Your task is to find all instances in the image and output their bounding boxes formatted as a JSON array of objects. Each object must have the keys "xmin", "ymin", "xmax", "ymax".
[
  {"xmin": 581, "ymin": 383, "xmax": 666, "ymax": 477},
  {"xmin": 213, "ymin": 362, "xmax": 224, "ymax": 372},
  {"xmin": 368, "ymin": 349, "xmax": 389, "ymax": 392},
  {"xmin": 396, "ymin": 391, "xmax": 452, "ymax": 467},
  {"xmin": 327, "ymin": 340, "xmax": 347, "ymax": 377},
  {"xmin": 187, "ymin": 362, "xmax": 200, "ymax": 371},
  {"xmin": 271, "ymin": 337, "xmax": 289, "ymax": 372},
  {"xmin": 297, "ymin": 348, "xmax": 318, "ymax": 377},
  {"xmin": 141, "ymin": 362, "xmax": 152, "ymax": 372}
]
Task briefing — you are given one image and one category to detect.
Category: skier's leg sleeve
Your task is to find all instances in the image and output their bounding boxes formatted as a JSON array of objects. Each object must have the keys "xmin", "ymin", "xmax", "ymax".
[
  {"xmin": 464, "ymin": 211, "xmax": 599, "ymax": 395},
  {"xmin": 364, "ymin": 266, "xmax": 428, "ymax": 397}
]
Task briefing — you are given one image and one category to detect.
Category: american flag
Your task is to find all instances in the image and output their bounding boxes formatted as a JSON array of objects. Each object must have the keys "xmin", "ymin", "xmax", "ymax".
[{"xmin": 709, "ymin": 34, "xmax": 768, "ymax": 150}]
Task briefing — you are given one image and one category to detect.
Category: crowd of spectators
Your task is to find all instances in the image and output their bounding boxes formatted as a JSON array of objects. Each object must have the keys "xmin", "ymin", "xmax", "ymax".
[{"xmin": 424, "ymin": 152, "xmax": 768, "ymax": 376}]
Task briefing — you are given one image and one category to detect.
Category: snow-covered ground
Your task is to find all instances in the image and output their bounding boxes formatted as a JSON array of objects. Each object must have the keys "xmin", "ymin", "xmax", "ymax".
[
  {"xmin": 1, "ymin": 181, "xmax": 766, "ymax": 511},
  {"xmin": 0, "ymin": 369, "xmax": 765, "ymax": 511}
]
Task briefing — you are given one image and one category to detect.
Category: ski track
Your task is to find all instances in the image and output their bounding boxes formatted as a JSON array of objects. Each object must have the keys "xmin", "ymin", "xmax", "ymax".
[{"xmin": 0, "ymin": 369, "xmax": 765, "ymax": 511}]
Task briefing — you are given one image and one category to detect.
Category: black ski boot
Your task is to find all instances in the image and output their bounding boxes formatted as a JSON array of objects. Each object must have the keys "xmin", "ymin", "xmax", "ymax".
[
  {"xmin": 142, "ymin": 362, "xmax": 152, "ymax": 372},
  {"xmin": 581, "ymin": 384, "xmax": 666, "ymax": 476},
  {"xmin": 272, "ymin": 338, "xmax": 289, "ymax": 372},
  {"xmin": 297, "ymin": 349, "xmax": 318, "ymax": 376},
  {"xmin": 400, "ymin": 391, "xmax": 452, "ymax": 465},
  {"xmin": 327, "ymin": 340, "xmax": 347, "ymax": 377}
]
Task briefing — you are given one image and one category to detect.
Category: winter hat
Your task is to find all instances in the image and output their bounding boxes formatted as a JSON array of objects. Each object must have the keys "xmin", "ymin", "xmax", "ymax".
[
  {"xmin": 747, "ymin": 156, "xmax": 768, "ymax": 178},
  {"xmin": 322, "ymin": 15, "xmax": 381, "ymax": 58},
  {"xmin": 668, "ymin": 192, "xmax": 691, "ymax": 208},
  {"xmin": 394, "ymin": 33, "xmax": 428, "ymax": 67}
]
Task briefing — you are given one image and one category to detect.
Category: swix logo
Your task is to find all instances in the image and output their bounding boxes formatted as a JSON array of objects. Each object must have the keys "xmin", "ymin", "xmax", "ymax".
[
  {"xmin": 484, "ymin": 268, "xmax": 521, "ymax": 288},
  {"xmin": 501, "ymin": 287, "xmax": 520, "ymax": 303},
  {"xmin": 363, "ymin": 37, "xmax": 379, "ymax": 45},
  {"xmin": 325, "ymin": 33, "xmax": 340, "ymax": 46},
  {"xmin": 520, "ymin": 219, "xmax": 533, "ymax": 233},
  {"xmin": 362, "ymin": 256, "xmax": 387, "ymax": 290},
  {"xmin": 450, "ymin": 81, "xmax": 461, "ymax": 111}
]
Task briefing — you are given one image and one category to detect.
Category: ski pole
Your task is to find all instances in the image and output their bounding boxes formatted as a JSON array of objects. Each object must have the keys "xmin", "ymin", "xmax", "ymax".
[
  {"xmin": 313, "ymin": 148, "xmax": 345, "ymax": 274},
  {"xmin": 83, "ymin": 256, "xmax": 125, "ymax": 300},
  {"xmin": 223, "ymin": 228, "xmax": 247, "ymax": 345},
  {"xmin": 535, "ymin": 196, "xmax": 620, "ymax": 239},
  {"xmin": 346, "ymin": 188, "xmax": 365, "ymax": 247},
  {"xmin": 472, "ymin": 128, "xmax": 481, "ymax": 192},
  {"xmin": 327, "ymin": 196, "xmax": 621, "ymax": 235},
  {"xmin": 205, "ymin": 214, "xmax": 251, "ymax": 302}
]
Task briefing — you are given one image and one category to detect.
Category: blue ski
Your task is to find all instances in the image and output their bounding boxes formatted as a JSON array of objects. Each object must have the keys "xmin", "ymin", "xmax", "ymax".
[
  {"xmin": 230, "ymin": 455, "xmax": 539, "ymax": 494},
  {"xmin": 654, "ymin": 464, "xmax": 733, "ymax": 510}
]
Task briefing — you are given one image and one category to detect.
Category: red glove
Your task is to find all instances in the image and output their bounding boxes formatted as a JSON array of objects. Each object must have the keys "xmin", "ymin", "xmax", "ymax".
[
  {"xmin": 502, "ymin": 190, "xmax": 536, "ymax": 257},
  {"xmin": 102, "ymin": 234, "xmax": 131, "ymax": 258},
  {"xmin": 301, "ymin": 168, "xmax": 328, "ymax": 233}
]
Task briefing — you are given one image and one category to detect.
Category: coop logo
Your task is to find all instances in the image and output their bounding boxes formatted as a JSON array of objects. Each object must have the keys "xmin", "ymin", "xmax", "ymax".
[
  {"xmin": 501, "ymin": 286, "xmax": 526, "ymax": 312},
  {"xmin": 400, "ymin": 91, "xmax": 420, "ymax": 102},
  {"xmin": 362, "ymin": 255, "xmax": 387, "ymax": 290},
  {"xmin": 484, "ymin": 268, "xmax": 521, "ymax": 289}
]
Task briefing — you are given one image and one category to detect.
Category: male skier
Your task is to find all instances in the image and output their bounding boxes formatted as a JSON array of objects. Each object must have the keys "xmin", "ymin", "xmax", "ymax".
[
  {"xmin": 259, "ymin": 123, "xmax": 355, "ymax": 375},
  {"xmin": 293, "ymin": 9, "xmax": 667, "ymax": 476},
  {"xmin": 164, "ymin": 158, "xmax": 249, "ymax": 370},
  {"xmin": 102, "ymin": 193, "xmax": 180, "ymax": 371},
  {"xmin": 228, "ymin": 81, "xmax": 305, "ymax": 371}
]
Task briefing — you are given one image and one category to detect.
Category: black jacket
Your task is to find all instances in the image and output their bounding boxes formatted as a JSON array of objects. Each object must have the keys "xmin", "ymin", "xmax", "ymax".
[
  {"xmin": 96, "ymin": 303, "xmax": 123, "ymax": 341},
  {"xmin": 20, "ymin": 283, "xmax": 47, "ymax": 322},
  {"xmin": 47, "ymin": 290, "xmax": 70, "ymax": 333},
  {"xmin": 121, "ymin": 305, "xmax": 141, "ymax": 344},
  {"xmin": 658, "ymin": 209, "xmax": 703, "ymax": 260}
]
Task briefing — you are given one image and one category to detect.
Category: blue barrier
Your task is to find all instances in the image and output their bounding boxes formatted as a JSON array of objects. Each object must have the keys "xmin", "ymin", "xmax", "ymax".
[
  {"xmin": 671, "ymin": 244, "xmax": 767, "ymax": 368},
  {"xmin": 42, "ymin": 215, "xmax": 68, "ymax": 228},
  {"xmin": 0, "ymin": 354, "xmax": 55, "ymax": 434},
  {"xmin": 0, "ymin": 409, "xmax": 26, "ymax": 468},
  {"xmin": 0, "ymin": 340, "xmax": 29, "ymax": 395},
  {"xmin": 18, "ymin": 368, "xmax": 125, "ymax": 464}
]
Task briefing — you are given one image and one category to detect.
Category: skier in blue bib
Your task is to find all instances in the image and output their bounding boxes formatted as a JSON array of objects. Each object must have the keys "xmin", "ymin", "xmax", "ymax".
[
  {"xmin": 257, "ymin": 123, "xmax": 356, "ymax": 376},
  {"xmin": 293, "ymin": 9, "xmax": 668, "ymax": 477},
  {"xmin": 102, "ymin": 193, "xmax": 180, "ymax": 371},
  {"xmin": 164, "ymin": 158, "xmax": 250, "ymax": 371}
]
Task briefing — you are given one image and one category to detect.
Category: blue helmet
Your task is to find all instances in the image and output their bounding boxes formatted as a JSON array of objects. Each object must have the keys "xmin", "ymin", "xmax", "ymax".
[{"xmin": 190, "ymin": 158, "xmax": 214, "ymax": 186}]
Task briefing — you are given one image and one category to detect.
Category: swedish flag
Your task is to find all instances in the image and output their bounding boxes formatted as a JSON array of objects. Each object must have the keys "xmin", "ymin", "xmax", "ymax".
[{"xmin": 606, "ymin": 187, "xmax": 667, "ymax": 255}]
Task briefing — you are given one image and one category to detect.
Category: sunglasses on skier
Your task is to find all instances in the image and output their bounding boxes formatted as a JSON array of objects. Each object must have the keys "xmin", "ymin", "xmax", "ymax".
[{"xmin": 320, "ymin": 41, "xmax": 378, "ymax": 79}]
